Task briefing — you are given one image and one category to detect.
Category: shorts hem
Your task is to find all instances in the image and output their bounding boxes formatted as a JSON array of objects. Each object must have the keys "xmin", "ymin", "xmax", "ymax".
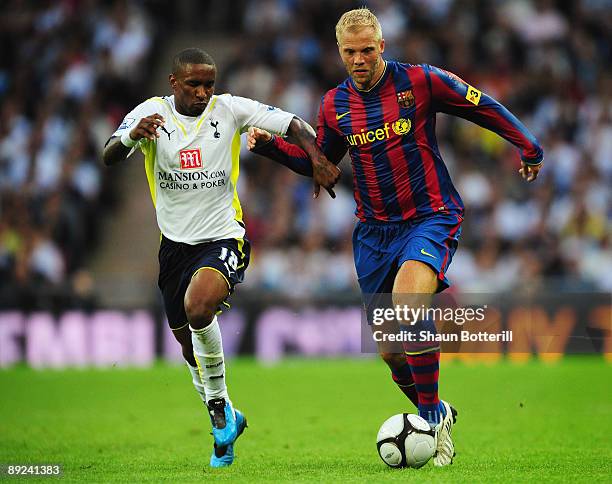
[{"xmin": 192, "ymin": 266, "xmax": 231, "ymax": 290}]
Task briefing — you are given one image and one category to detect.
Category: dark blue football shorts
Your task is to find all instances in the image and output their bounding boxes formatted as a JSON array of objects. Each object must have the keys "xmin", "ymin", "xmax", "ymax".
[
  {"xmin": 158, "ymin": 235, "xmax": 250, "ymax": 330},
  {"xmin": 353, "ymin": 211, "xmax": 463, "ymax": 298}
]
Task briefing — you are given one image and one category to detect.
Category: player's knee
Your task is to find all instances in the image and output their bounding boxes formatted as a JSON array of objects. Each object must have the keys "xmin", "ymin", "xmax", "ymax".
[
  {"xmin": 184, "ymin": 294, "xmax": 217, "ymax": 329},
  {"xmin": 379, "ymin": 352, "xmax": 406, "ymax": 369}
]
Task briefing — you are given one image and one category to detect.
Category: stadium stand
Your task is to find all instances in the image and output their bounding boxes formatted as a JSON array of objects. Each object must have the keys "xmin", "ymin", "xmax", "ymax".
[
  {"xmin": 0, "ymin": 0, "xmax": 158, "ymax": 308},
  {"xmin": 0, "ymin": 0, "xmax": 609, "ymax": 309}
]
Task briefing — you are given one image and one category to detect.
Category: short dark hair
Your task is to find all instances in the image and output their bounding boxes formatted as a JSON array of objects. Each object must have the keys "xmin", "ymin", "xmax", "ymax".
[{"xmin": 172, "ymin": 48, "xmax": 215, "ymax": 74}]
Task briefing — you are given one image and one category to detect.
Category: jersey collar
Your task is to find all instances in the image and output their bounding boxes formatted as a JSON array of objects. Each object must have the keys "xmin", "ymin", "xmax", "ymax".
[{"xmin": 165, "ymin": 95, "xmax": 217, "ymax": 137}]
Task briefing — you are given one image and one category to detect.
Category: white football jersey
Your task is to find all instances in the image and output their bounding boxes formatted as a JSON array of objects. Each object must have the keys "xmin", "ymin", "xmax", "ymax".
[{"xmin": 112, "ymin": 94, "xmax": 294, "ymax": 244}]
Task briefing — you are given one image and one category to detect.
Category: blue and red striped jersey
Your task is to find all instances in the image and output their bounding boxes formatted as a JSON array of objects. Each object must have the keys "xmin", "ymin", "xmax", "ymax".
[{"xmin": 255, "ymin": 61, "xmax": 543, "ymax": 222}]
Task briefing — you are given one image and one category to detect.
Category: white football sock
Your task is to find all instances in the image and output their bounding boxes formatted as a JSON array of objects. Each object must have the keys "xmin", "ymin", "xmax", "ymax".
[
  {"xmin": 185, "ymin": 360, "xmax": 206, "ymax": 404},
  {"xmin": 190, "ymin": 316, "xmax": 229, "ymax": 403}
]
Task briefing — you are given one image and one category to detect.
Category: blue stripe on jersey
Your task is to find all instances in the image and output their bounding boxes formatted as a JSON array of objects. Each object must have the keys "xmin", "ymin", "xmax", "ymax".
[
  {"xmin": 390, "ymin": 64, "xmax": 432, "ymax": 217},
  {"xmin": 423, "ymin": 112, "xmax": 464, "ymax": 212},
  {"xmin": 365, "ymin": 87, "xmax": 403, "ymax": 218},
  {"xmin": 422, "ymin": 66, "xmax": 463, "ymax": 211},
  {"xmin": 334, "ymin": 87, "xmax": 372, "ymax": 218},
  {"xmin": 487, "ymin": 99, "xmax": 543, "ymax": 162},
  {"xmin": 420, "ymin": 66, "xmax": 447, "ymax": 194}
]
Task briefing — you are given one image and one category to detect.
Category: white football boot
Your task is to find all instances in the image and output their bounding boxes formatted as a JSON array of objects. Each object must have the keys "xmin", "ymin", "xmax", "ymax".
[{"xmin": 433, "ymin": 400, "xmax": 457, "ymax": 466}]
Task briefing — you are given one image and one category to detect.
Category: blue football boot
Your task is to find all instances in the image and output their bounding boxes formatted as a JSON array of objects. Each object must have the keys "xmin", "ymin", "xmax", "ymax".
[
  {"xmin": 210, "ymin": 409, "xmax": 247, "ymax": 468},
  {"xmin": 207, "ymin": 398, "xmax": 238, "ymax": 447}
]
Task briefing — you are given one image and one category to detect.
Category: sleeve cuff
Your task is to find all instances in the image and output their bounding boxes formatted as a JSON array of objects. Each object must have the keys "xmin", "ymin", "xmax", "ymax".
[
  {"xmin": 251, "ymin": 135, "xmax": 277, "ymax": 155},
  {"xmin": 521, "ymin": 156, "xmax": 543, "ymax": 166}
]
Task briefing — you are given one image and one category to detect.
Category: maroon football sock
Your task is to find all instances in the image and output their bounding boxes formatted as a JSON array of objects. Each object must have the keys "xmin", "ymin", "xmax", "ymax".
[{"xmin": 391, "ymin": 363, "xmax": 419, "ymax": 407}]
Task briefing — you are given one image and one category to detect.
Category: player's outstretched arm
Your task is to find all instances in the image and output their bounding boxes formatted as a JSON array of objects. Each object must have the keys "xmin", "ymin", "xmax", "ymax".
[
  {"xmin": 286, "ymin": 117, "xmax": 341, "ymax": 198},
  {"xmin": 102, "ymin": 113, "xmax": 165, "ymax": 166},
  {"xmin": 248, "ymin": 129, "xmax": 346, "ymax": 195},
  {"xmin": 428, "ymin": 66, "xmax": 544, "ymax": 181},
  {"xmin": 248, "ymin": 127, "xmax": 315, "ymax": 176}
]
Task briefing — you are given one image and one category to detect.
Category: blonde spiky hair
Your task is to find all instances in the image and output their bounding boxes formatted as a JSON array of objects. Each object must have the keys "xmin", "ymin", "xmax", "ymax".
[{"xmin": 335, "ymin": 7, "xmax": 382, "ymax": 43}]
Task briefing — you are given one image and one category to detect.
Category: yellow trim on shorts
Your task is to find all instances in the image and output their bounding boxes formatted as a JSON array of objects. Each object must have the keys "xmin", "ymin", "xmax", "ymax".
[
  {"xmin": 405, "ymin": 346, "xmax": 441, "ymax": 356},
  {"xmin": 235, "ymin": 237, "xmax": 245, "ymax": 258},
  {"xmin": 192, "ymin": 266, "xmax": 231, "ymax": 290},
  {"xmin": 171, "ymin": 322, "xmax": 189, "ymax": 331},
  {"xmin": 215, "ymin": 300, "xmax": 231, "ymax": 315}
]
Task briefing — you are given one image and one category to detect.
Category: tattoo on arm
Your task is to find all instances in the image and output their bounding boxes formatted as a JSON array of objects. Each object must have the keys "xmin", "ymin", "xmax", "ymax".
[
  {"xmin": 286, "ymin": 116, "xmax": 340, "ymax": 199},
  {"xmin": 287, "ymin": 117, "xmax": 319, "ymax": 157}
]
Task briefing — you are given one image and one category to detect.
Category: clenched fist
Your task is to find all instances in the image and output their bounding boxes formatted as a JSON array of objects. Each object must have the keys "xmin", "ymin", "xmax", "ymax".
[{"xmin": 130, "ymin": 113, "xmax": 166, "ymax": 141}]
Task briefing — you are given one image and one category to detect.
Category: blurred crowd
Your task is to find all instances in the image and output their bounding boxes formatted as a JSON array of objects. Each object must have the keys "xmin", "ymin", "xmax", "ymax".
[
  {"xmin": 0, "ymin": 0, "xmax": 609, "ymax": 309},
  {"xmin": 224, "ymin": 0, "xmax": 611, "ymax": 295},
  {"xmin": 0, "ymin": 0, "xmax": 158, "ymax": 308}
]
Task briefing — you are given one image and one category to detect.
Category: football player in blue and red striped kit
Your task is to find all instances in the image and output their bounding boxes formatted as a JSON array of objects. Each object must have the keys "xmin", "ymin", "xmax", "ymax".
[{"xmin": 248, "ymin": 7, "xmax": 543, "ymax": 466}]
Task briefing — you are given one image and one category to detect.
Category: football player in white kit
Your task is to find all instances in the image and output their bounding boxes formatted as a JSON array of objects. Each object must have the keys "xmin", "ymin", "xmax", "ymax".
[{"xmin": 103, "ymin": 48, "xmax": 340, "ymax": 467}]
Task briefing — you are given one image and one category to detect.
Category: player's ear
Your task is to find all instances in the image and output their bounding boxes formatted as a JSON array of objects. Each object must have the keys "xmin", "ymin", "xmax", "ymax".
[
  {"xmin": 380, "ymin": 38, "xmax": 385, "ymax": 54},
  {"xmin": 169, "ymin": 73, "xmax": 177, "ymax": 89}
]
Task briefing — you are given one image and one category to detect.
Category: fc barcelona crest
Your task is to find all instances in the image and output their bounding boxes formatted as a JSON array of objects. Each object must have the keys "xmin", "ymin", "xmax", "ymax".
[{"xmin": 396, "ymin": 89, "xmax": 415, "ymax": 108}]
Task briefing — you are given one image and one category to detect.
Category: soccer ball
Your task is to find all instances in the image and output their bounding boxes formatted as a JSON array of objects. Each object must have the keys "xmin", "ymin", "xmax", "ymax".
[{"xmin": 376, "ymin": 413, "xmax": 436, "ymax": 468}]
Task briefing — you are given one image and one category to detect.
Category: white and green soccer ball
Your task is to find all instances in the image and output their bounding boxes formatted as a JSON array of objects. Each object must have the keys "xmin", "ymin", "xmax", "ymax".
[{"xmin": 376, "ymin": 413, "xmax": 436, "ymax": 468}]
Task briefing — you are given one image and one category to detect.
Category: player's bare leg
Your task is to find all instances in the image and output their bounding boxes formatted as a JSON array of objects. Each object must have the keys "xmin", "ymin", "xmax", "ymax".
[
  {"xmin": 392, "ymin": 260, "xmax": 456, "ymax": 466},
  {"xmin": 184, "ymin": 268, "xmax": 247, "ymax": 467}
]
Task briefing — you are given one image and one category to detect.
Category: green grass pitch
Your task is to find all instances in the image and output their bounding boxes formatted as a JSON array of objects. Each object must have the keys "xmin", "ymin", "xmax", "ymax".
[{"xmin": 0, "ymin": 357, "xmax": 610, "ymax": 482}]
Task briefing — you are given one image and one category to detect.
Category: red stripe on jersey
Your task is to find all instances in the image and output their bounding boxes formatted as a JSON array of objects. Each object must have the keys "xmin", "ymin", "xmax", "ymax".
[
  {"xmin": 352, "ymin": 173, "xmax": 366, "ymax": 221},
  {"xmin": 323, "ymin": 90, "xmax": 341, "ymax": 133},
  {"xmin": 406, "ymin": 66, "xmax": 444, "ymax": 212},
  {"xmin": 349, "ymin": 90, "xmax": 388, "ymax": 220},
  {"xmin": 322, "ymin": 91, "xmax": 365, "ymax": 220},
  {"xmin": 379, "ymin": 79, "xmax": 416, "ymax": 219},
  {"xmin": 449, "ymin": 192, "xmax": 461, "ymax": 209},
  {"xmin": 479, "ymin": 108, "xmax": 539, "ymax": 161}
]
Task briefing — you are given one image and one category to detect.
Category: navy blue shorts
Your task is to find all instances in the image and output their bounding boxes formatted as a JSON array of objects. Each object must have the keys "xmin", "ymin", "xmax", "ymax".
[
  {"xmin": 158, "ymin": 235, "xmax": 251, "ymax": 330},
  {"xmin": 353, "ymin": 211, "xmax": 463, "ymax": 296}
]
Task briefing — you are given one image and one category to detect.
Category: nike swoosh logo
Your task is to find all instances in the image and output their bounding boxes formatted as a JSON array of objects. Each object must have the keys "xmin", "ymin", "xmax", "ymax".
[
  {"xmin": 336, "ymin": 111, "xmax": 350, "ymax": 120},
  {"xmin": 421, "ymin": 248, "xmax": 437, "ymax": 259}
]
